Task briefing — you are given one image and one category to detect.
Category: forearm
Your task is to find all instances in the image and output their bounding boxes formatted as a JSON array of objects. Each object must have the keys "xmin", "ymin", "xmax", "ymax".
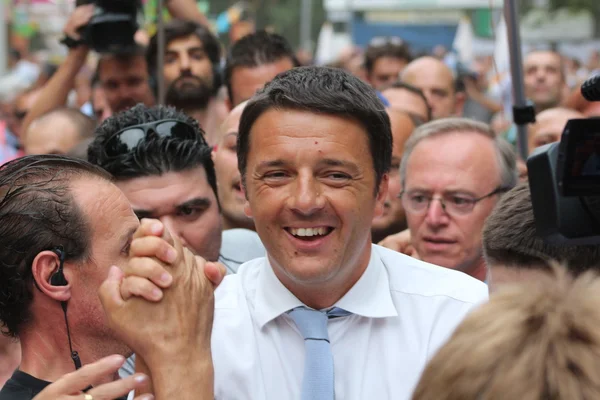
[
  {"xmin": 166, "ymin": 0, "xmax": 209, "ymax": 27},
  {"xmin": 149, "ymin": 352, "xmax": 214, "ymax": 400},
  {"xmin": 22, "ymin": 47, "xmax": 89, "ymax": 133},
  {"xmin": 471, "ymin": 91, "xmax": 503, "ymax": 113}
]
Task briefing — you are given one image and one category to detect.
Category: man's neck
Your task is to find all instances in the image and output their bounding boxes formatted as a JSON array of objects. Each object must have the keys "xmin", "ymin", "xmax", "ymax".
[
  {"xmin": 186, "ymin": 98, "xmax": 223, "ymax": 145},
  {"xmin": 468, "ymin": 257, "xmax": 488, "ymax": 282},
  {"xmin": 18, "ymin": 323, "xmax": 118, "ymax": 384}
]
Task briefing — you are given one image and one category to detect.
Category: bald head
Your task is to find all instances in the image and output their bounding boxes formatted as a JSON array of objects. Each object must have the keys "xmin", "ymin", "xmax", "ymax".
[
  {"xmin": 217, "ymin": 100, "xmax": 248, "ymax": 146},
  {"xmin": 24, "ymin": 108, "xmax": 95, "ymax": 156},
  {"xmin": 401, "ymin": 57, "xmax": 462, "ymax": 119},
  {"xmin": 529, "ymin": 107, "xmax": 584, "ymax": 152}
]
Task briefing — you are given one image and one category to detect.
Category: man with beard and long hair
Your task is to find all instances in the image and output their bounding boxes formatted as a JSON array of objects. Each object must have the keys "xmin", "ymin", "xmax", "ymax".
[{"xmin": 147, "ymin": 19, "xmax": 227, "ymax": 145}]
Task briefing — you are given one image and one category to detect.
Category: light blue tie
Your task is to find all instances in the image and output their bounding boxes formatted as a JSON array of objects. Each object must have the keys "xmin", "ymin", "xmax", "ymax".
[{"xmin": 288, "ymin": 307, "xmax": 351, "ymax": 400}]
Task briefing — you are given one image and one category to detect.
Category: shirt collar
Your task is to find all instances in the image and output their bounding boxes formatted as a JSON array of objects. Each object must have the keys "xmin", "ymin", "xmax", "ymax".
[{"xmin": 253, "ymin": 245, "xmax": 398, "ymax": 329}]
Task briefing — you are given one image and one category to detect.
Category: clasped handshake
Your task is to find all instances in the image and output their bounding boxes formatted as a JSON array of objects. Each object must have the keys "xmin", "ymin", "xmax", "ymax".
[{"xmin": 35, "ymin": 219, "xmax": 225, "ymax": 400}]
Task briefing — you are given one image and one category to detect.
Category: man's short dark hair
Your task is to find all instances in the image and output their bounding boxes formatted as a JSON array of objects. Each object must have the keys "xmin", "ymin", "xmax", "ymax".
[
  {"xmin": 87, "ymin": 104, "xmax": 217, "ymax": 198},
  {"xmin": 365, "ymin": 41, "xmax": 413, "ymax": 75},
  {"xmin": 146, "ymin": 19, "xmax": 221, "ymax": 77},
  {"xmin": 237, "ymin": 66, "xmax": 392, "ymax": 194},
  {"xmin": 96, "ymin": 45, "xmax": 148, "ymax": 80},
  {"xmin": 224, "ymin": 30, "xmax": 299, "ymax": 104},
  {"xmin": 0, "ymin": 155, "xmax": 111, "ymax": 337},
  {"xmin": 483, "ymin": 183, "xmax": 600, "ymax": 274},
  {"xmin": 383, "ymin": 80, "xmax": 432, "ymax": 122}
]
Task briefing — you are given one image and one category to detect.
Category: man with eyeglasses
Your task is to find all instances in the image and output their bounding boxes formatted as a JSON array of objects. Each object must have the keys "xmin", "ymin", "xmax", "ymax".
[
  {"xmin": 395, "ymin": 118, "xmax": 517, "ymax": 281},
  {"xmin": 365, "ymin": 36, "xmax": 412, "ymax": 91},
  {"xmin": 87, "ymin": 104, "xmax": 265, "ymax": 277}
]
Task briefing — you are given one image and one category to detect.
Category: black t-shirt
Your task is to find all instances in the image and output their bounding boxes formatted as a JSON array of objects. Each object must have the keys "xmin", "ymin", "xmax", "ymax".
[
  {"xmin": 0, "ymin": 370, "xmax": 128, "ymax": 400},
  {"xmin": 0, "ymin": 370, "xmax": 49, "ymax": 400}
]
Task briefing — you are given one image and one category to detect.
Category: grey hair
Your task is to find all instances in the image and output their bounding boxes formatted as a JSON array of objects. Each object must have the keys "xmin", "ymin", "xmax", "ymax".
[{"xmin": 399, "ymin": 117, "xmax": 518, "ymax": 190}]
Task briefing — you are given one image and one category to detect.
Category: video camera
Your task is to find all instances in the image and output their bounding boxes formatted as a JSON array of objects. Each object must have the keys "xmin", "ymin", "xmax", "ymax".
[
  {"xmin": 528, "ymin": 78, "xmax": 600, "ymax": 245},
  {"xmin": 75, "ymin": 0, "xmax": 142, "ymax": 53}
]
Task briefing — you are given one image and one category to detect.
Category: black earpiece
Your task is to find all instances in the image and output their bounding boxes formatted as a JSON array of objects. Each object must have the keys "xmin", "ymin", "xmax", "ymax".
[{"xmin": 50, "ymin": 246, "xmax": 68, "ymax": 287}]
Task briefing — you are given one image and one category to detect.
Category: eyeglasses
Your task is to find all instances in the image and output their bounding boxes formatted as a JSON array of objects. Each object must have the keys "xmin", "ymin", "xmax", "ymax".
[
  {"xmin": 104, "ymin": 119, "xmax": 201, "ymax": 157},
  {"xmin": 399, "ymin": 187, "xmax": 510, "ymax": 216},
  {"xmin": 369, "ymin": 36, "xmax": 405, "ymax": 48}
]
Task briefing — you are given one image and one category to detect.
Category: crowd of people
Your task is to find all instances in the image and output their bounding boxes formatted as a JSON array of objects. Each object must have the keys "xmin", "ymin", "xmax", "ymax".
[{"xmin": 1, "ymin": 1, "xmax": 600, "ymax": 399}]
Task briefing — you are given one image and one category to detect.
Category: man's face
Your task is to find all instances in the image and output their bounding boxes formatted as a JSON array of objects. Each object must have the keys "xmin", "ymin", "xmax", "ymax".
[
  {"xmin": 69, "ymin": 178, "xmax": 139, "ymax": 356},
  {"xmin": 528, "ymin": 109, "xmax": 583, "ymax": 152},
  {"xmin": 404, "ymin": 132, "xmax": 501, "ymax": 275},
  {"xmin": 24, "ymin": 116, "xmax": 81, "ymax": 155},
  {"xmin": 212, "ymin": 103, "xmax": 254, "ymax": 230},
  {"xmin": 229, "ymin": 58, "xmax": 295, "ymax": 107},
  {"xmin": 164, "ymin": 34, "xmax": 215, "ymax": 108},
  {"xmin": 402, "ymin": 58, "xmax": 458, "ymax": 119},
  {"xmin": 371, "ymin": 110, "xmax": 414, "ymax": 241},
  {"xmin": 115, "ymin": 168, "xmax": 222, "ymax": 262},
  {"xmin": 524, "ymin": 52, "xmax": 564, "ymax": 112},
  {"xmin": 368, "ymin": 56, "xmax": 408, "ymax": 91},
  {"xmin": 99, "ymin": 55, "xmax": 155, "ymax": 113},
  {"xmin": 382, "ymin": 87, "xmax": 430, "ymax": 123},
  {"xmin": 243, "ymin": 109, "xmax": 387, "ymax": 292}
]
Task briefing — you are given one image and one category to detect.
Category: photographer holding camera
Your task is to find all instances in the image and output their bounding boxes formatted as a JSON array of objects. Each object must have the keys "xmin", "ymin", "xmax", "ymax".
[{"xmin": 21, "ymin": 0, "xmax": 209, "ymax": 135}]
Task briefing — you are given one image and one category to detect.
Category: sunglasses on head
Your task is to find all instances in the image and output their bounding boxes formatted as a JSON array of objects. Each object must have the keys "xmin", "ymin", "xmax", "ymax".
[{"xmin": 104, "ymin": 119, "xmax": 201, "ymax": 157}]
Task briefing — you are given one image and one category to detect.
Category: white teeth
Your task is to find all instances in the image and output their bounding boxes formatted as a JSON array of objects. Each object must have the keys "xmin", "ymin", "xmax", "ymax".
[{"xmin": 290, "ymin": 227, "xmax": 329, "ymax": 237}]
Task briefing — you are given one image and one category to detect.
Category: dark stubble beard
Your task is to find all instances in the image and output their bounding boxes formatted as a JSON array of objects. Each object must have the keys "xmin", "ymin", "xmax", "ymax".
[{"xmin": 165, "ymin": 73, "xmax": 214, "ymax": 110}]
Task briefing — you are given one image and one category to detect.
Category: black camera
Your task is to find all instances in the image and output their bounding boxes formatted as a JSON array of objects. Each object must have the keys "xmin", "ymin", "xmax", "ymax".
[
  {"xmin": 527, "ymin": 118, "xmax": 600, "ymax": 245},
  {"xmin": 75, "ymin": 0, "xmax": 141, "ymax": 53}
]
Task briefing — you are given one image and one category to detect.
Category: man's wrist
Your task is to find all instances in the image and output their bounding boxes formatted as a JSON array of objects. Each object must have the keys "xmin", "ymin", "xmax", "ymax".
[{"xmin": 149, "ymin": 353, "xmax": 214, "ymax": 399}]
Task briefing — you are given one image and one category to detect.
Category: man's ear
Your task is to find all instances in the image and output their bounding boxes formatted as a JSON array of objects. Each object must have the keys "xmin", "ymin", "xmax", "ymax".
[
  {"xmin": 374, "ymin": 173, "xmax": 390, "ymax": 218},
  {"xmin": 31, "ymin": 250, "xmax": 71, "ymax": 302}
]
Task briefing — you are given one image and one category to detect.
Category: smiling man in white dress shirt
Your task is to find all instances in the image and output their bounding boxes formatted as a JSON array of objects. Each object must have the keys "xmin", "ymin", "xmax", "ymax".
[{"xmin": 201, "ymin": 66, "xmax": 489, "ymax": 400}]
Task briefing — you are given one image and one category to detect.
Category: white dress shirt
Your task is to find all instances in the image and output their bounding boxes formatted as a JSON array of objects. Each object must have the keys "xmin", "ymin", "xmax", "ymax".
[{"xmin": 212, "ymin": 244, "xmax": 488, "ymax": 400}]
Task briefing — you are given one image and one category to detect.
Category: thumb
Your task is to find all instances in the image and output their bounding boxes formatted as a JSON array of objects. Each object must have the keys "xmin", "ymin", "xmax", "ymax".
[
  {"xmin": 99, "ymin": 266, "xmax": 126, "ymax": 312},
  {"xmin": 204, "ymin": 261, "xmax": 227, "ymax": 288}
]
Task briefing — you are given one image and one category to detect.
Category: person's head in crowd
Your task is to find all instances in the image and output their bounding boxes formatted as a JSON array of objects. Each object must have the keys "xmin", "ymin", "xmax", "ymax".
[
  {"xmin": 336, "ymin": 46, "xmax": 367, "ymax": 81},
  {"xmin": 381, "ymin": 80, "xmax": 432, "ymax": 124},
  {"xmin": 88, "ymin": 104, "xmax": 222, "ymax": 262},
  {"xmin": 524, "ymin": 50, "xmax": 565, "ymax": 113},
  {"xmin": 212, "ymin": 100, "xmax": 254, "ymax": 231},
  {"xmin": 401, "ymin": 56, "xmax": 465, "ymax": 119},
  {"xmin": 23, "ymin": 108, "xmax": 94, "ymax": 156},
  {"xmin": 10, "ymin": 87, "xmax": 42, "ymax": 138},
  {"xmin": 147, "ymin": 19, "xmax": 222, "ymax": 111},
  {"xmin": 224, "ymin": 30, "xmax": 299, "ymax": 109},
  {"xmin": 371, "ymin": 109, "xmax": 414, "ymax": 243},
  {"xmin": 237, "ymin": 66, "xmax": 391, "ymax": 307},
  {"xmin": 528, "ymin": 107, "xmax": 584, "ymax": 152},
  {"xmin": 90, "ymin": 74, "xmax": 112, "ymax": 123},
  {"xmin": 400, "ymin": 118, "xmax": 517, "ymax": 281},
  {"xmin": 412, "ymin": 269, "xmax": 600, "ymax": 400},
  {"xmin": 483, "ymin": 182, "xmax": 600, "ymax": 293},
  {"xmin": 96, "ymin": 46, "xmax": 155, "ymax": 113},
  {"xmin": 364, "ymin": 36, "xmax": 412, "ymax": 91},
  {"xmin": 67, "ymin": 137, "xmax": 95, "ymax": 160},
  {"xmin": 0, "ymin": 155, "xmax": 137, "ymax": 363}
]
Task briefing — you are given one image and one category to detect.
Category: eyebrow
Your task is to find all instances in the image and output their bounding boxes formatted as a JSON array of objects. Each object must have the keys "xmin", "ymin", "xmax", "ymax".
[
  {"xmin": 175, "ymin": 197, "xmax": 211, "ymax": 211},
  {"xmin": 120, "ymin": 226, "xmax": 138, "ymax": 245}
]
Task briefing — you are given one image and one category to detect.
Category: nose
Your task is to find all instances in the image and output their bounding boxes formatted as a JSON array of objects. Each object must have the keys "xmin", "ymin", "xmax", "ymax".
[
  {"xmin": 179, "ymin": 53, "xmax": 190, "ymax": 71},
  {"xmin": 424, "ymin": 198, "xmax": 450, "ymax": 227},
  {"xmin": 287, "ymin": 173, "xmax": 325, "ymax": 216},
  {"xmin": 160, "ymin": 216, "xmax": 187, "ymax": 247}
]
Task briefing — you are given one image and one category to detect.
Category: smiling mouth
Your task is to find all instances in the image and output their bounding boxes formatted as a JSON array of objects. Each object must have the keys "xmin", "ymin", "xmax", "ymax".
[{"xmin": 285, "ymin": 227, "xmax": 334, "ymax": 241}]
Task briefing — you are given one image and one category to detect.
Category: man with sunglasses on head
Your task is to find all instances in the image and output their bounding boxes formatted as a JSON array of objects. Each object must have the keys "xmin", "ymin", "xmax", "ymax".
[
  {"xmin": 365, "ymin": 36, "xmax": 413, "ymax": 91},
  {"xmin": 381, "ymin": 118, "xmax": 517, "ymax": 281},
  {"xmin": 87, "ymin": 104, "xmax": 265, "ymax": 275}
]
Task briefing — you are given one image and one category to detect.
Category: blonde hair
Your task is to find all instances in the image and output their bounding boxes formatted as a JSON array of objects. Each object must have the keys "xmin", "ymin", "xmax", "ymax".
[{"xmin": 413, "ymin": 268, "xmax": 600, "ymax": 400}]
